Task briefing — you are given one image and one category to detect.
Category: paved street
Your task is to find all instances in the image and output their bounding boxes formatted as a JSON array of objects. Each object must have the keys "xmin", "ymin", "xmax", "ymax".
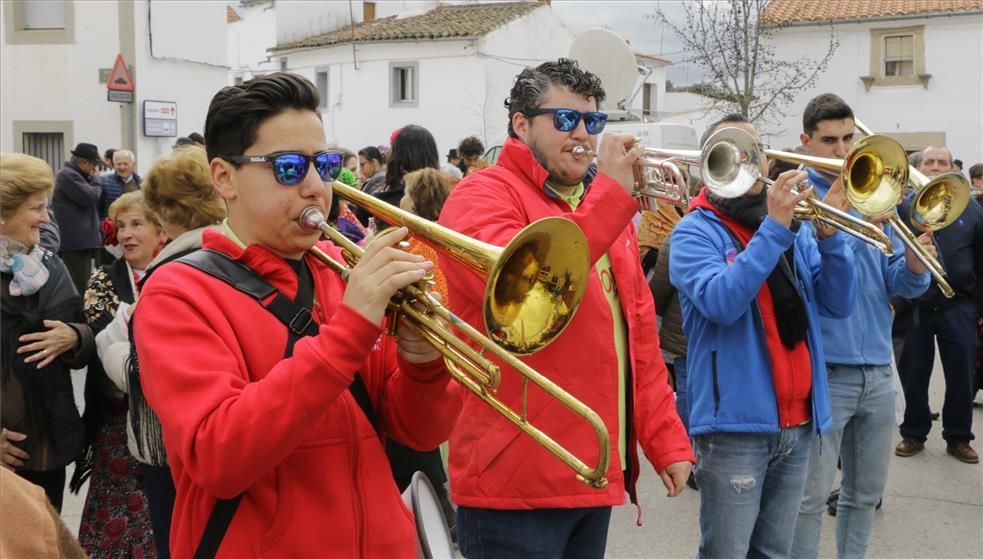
[{"xmin": 62, "ymin": 351, "xmax": 983, "ymax": 558}]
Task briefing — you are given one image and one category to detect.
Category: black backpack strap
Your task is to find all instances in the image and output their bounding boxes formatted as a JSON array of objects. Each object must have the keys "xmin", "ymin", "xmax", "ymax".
[
  {"xmin": 177, "ymin": 249, "xmax": 378, "ymax": 559},
  {"xmin": 193, "ymin": 496, "xmax": 243, "ymax": 559}
]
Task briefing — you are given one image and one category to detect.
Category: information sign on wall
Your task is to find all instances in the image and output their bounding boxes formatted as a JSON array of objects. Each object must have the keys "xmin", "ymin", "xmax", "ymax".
[{"xmin": 143, "ymin": 100, "xmax": 177, "ymax": 137}]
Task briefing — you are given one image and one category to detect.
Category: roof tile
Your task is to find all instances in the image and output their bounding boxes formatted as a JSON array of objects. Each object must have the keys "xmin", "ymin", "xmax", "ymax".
[
  {"xmin": 274, "ymin": 1, "xmax": 541, "ymax": 52},
  {"xmin": 761, "ymin": 0, "xmax": 983, "ymax": 25}
]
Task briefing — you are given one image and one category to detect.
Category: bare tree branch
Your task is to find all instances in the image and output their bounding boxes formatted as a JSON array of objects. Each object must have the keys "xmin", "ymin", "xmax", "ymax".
[{"xmin": 653, "ymin": 0, "xmax": 839, "ymax": 126}]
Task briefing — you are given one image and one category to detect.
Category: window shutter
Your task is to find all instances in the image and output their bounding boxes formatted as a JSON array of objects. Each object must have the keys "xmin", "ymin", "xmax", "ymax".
[{"xmin": 22, "ymin": 0, "xmax": 66, "ymax": 30}]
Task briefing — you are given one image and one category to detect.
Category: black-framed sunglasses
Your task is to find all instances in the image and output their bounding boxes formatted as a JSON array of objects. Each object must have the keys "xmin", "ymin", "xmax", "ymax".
[
  {"xmin": 221, "ymin": 151, "xmax": 344, "ymax": 186},
  {"xmin": 522, "ymin": 108, "xmax": 608, "ymax": 135}
]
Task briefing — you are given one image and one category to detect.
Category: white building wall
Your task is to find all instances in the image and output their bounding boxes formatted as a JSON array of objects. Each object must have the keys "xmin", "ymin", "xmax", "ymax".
[
  {"xmin": 283, "ymin": 6, "xmax": 573, "ymax": 157},
  {"xmin": 767, "ymin": 14, "xmax": 983, "ymax": 161},
  {"xmin": 477, "ymin": 7, "xmax": 575, "ymax": 145},
  {"xmin": 131, "ymin": 1, "xmax": 229, "ymax": 170},
  {"xmin": 1, "ymin": 1, "xmax": 228, "ymax": 175},
  {"xmin": 1, "ymin": 1, "xmax": 122, "ymax": 162},
  {"xmin": 228, "ymin": 1, "xmax": 279, "ymax": 82},
  {"xmin": 286, "ymin": 39, "xmax": 484, "ymax": 157}
]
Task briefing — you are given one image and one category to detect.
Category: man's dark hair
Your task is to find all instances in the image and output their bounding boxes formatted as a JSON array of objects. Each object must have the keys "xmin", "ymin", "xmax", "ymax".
[
  {"xmin": 204, "ymin": 72, "xmax": 320, "ymax": 162},
  {"xmin": 458, "ymin": 136, "xmax": 485, "ymax": 158},
  {"xmin": 384, "ymin": 124, "xmax": 439, "ymax": 188},
  {"xmin": 105, "ymin": 148, "xmax": 117, "ymax": 163},
  {"xmin": 358, "ymin": 146, "xmax": 384, "ymax": 164},
  {"xmin": 802, "ymin": 93, "xmax": 854, "ymax": 136},
  {"xmin": 188, "ymin": 132, "xmax": 205, "ymax": 144},
  {"xmin": 504, "ymin": 58, "xmax": 606, "ymax": 139},
  {"xmin": 969, "ymin": 162, "xmax": 982, "ymax": 180},
  {"xmin": 700, "ymin": 113, "xmax": 749, "ymax": 148},
  {"xmin": 953, "ymin": 158, "xmax": 963, "ymax": 170}
]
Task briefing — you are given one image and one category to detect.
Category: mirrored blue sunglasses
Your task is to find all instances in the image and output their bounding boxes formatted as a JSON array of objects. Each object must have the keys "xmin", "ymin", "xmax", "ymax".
[
  {"xmin": 523, "ymin": 108, "xmax": 608, "ymax": 135},
  {"xmin": 222, "ymin": 151, "xmax": 344, "ymax": 185}
]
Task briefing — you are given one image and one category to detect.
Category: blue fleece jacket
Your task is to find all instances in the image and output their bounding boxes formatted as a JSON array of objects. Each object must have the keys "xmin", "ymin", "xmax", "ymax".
[
  {"xmin": 669, "ymin": 206, "xmax": 856, "ymax": 436},
  {"xmin": 807, "ymin": 168, "xmax": 930, "ymax": 366}
]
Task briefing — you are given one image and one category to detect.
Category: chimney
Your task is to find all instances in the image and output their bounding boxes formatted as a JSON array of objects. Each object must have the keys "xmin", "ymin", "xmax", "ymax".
[{"xmin": 364, "ymin": 1, "xmax": 376, "ymax": 21}]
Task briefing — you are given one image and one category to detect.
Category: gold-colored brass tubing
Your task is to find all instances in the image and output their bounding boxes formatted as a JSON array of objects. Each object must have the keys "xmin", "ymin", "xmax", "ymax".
[{"xmin": 302, "ymin": 204, "xmax": 610, "ymax": 488}]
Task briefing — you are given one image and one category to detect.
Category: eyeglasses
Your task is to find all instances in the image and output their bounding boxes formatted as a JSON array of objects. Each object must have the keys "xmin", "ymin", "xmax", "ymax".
[
  {"xmin": 222, "ymin": 151, "xmax": 343, "ymax": 186},
  {"xmin": 523, "ymin": 108, "xmax": 608, "ymax": 135}
]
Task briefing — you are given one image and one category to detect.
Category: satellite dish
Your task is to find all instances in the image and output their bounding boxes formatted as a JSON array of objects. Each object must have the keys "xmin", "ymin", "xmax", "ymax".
[{"xmin": 569, "ymin": 28, "xmax": 638, "ymax": 110}]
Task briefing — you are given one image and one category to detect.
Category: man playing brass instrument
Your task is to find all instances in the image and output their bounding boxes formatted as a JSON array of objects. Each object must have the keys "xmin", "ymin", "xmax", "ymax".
[
  {"xmin": 134, "ymin": 73, "xmax": 462, "ymax": 557},
  {"xmin": 670, "ymin": 114, "xmax": 857, "ymax": 557},
  {"xmin": 438, "ymin": 58, "xmax": 694, "ymax": 558},
  {"xmin": 790, "ymin": 93, "xmax": 932, "ymax": 559}
]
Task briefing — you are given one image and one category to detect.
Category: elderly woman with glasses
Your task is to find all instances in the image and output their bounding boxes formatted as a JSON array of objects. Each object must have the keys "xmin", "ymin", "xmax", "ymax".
[{"xmin": 1, "ymin": 153, "xmax": 94, "ymax": 512}]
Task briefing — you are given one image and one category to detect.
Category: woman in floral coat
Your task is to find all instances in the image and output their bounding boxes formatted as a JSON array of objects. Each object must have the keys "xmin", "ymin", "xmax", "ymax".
[{"xmin": 77, "ymin": 191, "xmax": 164, "ymax": 557}]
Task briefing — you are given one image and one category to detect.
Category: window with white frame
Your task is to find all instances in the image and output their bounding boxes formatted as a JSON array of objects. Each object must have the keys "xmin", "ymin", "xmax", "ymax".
[
  {"xmin": 316, "ymin": 69, "xmax": 329, "ymax": 110},
  {"xmin": 883, "ymin": 34, "xmax": 914, "ymax": 77},
  {"xmin": 390, "ymin": 62, "xmax": 419, "ymax": 107},
  {"xmin": 863, "ymin": 26, "xmax": 927, "ymax": 90}
]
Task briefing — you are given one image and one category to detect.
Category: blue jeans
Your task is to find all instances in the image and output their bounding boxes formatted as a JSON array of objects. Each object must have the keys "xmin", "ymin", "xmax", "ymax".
[
  {"xmin": 694, "ymin": 424, "xmax": 813, "ymax": 558},
  {"xmin": 675, "ymin": 356, "xmax": 690, "ymax": 432},
  {"xmin": 791, "ymin": 364, "xmax": 895, "ymax": 559},
  {"xmin": 457, "ymin": 506, "xmax": 612, "ymax": 559}
]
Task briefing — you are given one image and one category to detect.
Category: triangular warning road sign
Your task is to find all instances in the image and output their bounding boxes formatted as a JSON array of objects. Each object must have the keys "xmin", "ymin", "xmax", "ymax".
[{"xmin": 107, "ymin": 54, "xmax": 134, "ymax": 92}]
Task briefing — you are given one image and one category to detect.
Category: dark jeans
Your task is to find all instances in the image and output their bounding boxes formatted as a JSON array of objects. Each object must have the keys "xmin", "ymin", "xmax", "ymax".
[
  {"xmin": 59, "ymin": 248, "xmax": 98, "ymax": 295},
  {"xmin": 18, "ymin": 467, "xmax": 66, "ymax": 512},
  {"xmin": 141, "ymin": 463, "xmax": 176, "ymax": 559},
  {"xmin": 899, "ymin": 301, "xmax": 977, "ymax": 445},
  {"xmin": 457, "ymin": 506, "xmax": 612, "ymax": 559}
]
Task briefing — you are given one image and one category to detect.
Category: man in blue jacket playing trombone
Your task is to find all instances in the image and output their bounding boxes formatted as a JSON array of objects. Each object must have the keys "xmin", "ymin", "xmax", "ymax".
[{"xmin": 670, "ymin": 113, "xmax": 857, "ymax": 558}]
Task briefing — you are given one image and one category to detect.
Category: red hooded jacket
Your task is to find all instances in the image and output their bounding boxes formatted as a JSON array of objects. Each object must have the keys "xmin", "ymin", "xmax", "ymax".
[
  {"xmin": 135, "ymin": 231, "xmax": 462, "ymax": 558},
  {"xmin": 438, "ymin": 138, "xmax": 694, "ymax": 512}
]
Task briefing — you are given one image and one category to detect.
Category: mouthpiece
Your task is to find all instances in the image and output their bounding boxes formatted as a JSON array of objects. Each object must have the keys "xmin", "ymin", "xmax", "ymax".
[
  {"xmin": 572, "ymin": 146, "xmax": 594, "ymax": 159},
  {"xmin": 299, "ymin": 206, "xmax": 327, "ymax": 231}
]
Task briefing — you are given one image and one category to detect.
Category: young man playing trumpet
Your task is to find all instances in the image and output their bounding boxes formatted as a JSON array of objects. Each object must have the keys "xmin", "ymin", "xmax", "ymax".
[
  {"xmin": 670, "ymin": 113, "xmax": 857, "ymax": 558},
  {"xmin": 134, "ymin": 72, "xmax": 462, "ymax": 557},
  {"xmin": 789, "ymin": 93, "xmax": 932, "ymax": 559},
  {"xmin": 438, "ymin": 58, "xmax": 694, "ymax": 558}
]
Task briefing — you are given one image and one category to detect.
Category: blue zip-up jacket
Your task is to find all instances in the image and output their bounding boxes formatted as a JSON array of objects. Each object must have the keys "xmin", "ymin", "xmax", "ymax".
[
  {"xmin": 806, "ymin": 168, "xmax": 930, "ymax": 366},
  {"xmin": 669, "ymin": 205, "xmax": 856, "ymax": 437}
]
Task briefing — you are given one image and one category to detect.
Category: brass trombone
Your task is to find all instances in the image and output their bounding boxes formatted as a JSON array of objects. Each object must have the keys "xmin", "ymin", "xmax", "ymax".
[
  {"xmin": 849, "ymin": 118, "xmax": 971, "ymax": 298},
  {"xmin": 637, "ymin": 128, "xmax": 897, "ymax": 255},
  {"xmin": 298, "ymin": 184, "xmax": 611, "ymax": 488}
]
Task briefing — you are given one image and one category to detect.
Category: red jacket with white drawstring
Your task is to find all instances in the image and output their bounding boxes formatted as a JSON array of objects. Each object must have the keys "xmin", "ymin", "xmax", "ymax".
[{"xmin": 438, "ymin": 137, "xmax": 694, "ymax": 514}]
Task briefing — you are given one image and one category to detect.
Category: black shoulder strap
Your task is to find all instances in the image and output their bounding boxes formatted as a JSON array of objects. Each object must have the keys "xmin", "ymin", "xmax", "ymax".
[{"xmin": 178, "ymin": 249, "xmax": 377, "ymax": 559}]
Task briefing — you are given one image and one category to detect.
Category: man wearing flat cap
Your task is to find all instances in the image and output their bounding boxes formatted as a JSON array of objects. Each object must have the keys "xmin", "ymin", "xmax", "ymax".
[{"xmin": 52, "ymin": 142, "xmax": 103, "ymax": 293}]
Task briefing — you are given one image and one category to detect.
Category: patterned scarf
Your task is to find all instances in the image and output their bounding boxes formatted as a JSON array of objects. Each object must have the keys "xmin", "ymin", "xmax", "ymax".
[{"xmin": 0, "ymin": 236, "xmax": 50, "ymax": 296}]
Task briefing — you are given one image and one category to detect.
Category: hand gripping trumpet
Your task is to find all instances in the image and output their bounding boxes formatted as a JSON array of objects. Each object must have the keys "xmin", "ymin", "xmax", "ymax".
[
  {"xmin": 298, "ymin": 187, "xmax": 610, "ymax": 488},
  {"xmin": 572, "ymin": 144, "xmax": 691, "ymax": 210}
]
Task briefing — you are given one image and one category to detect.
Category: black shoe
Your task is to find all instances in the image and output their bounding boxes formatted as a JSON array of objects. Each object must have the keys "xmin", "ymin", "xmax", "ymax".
[
  {"xmin": 826, "ymin": 488, "xmax": 839, "ymax": 516},
  {"xmin": 686, "ymin": 472, "xmax": 699, "ymax": 491}
]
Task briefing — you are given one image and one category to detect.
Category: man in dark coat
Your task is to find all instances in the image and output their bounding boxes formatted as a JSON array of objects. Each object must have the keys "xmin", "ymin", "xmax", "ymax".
[{"xmin": 52, "ymin": 142, "xmax": 102, "ymax": 293}]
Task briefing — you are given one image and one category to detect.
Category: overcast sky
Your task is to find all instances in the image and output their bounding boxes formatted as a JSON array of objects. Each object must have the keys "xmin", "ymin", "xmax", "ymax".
[{"xmin": 550, "ymin": 1, "xmax": 709, "ymax": 85}]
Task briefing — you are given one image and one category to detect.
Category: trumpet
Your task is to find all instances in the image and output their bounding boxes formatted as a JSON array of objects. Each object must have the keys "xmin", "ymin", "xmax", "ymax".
[
  {"xmin": 298, "ymin": 187, "xmax": 611, "ymax": 488},
  {"xmin": 573, "ymin": 145, "xmax": 690, "ymax": 209},
  {"xmin": 616, "ymin": 130, "xmax": 896, "ymax": 255}
]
